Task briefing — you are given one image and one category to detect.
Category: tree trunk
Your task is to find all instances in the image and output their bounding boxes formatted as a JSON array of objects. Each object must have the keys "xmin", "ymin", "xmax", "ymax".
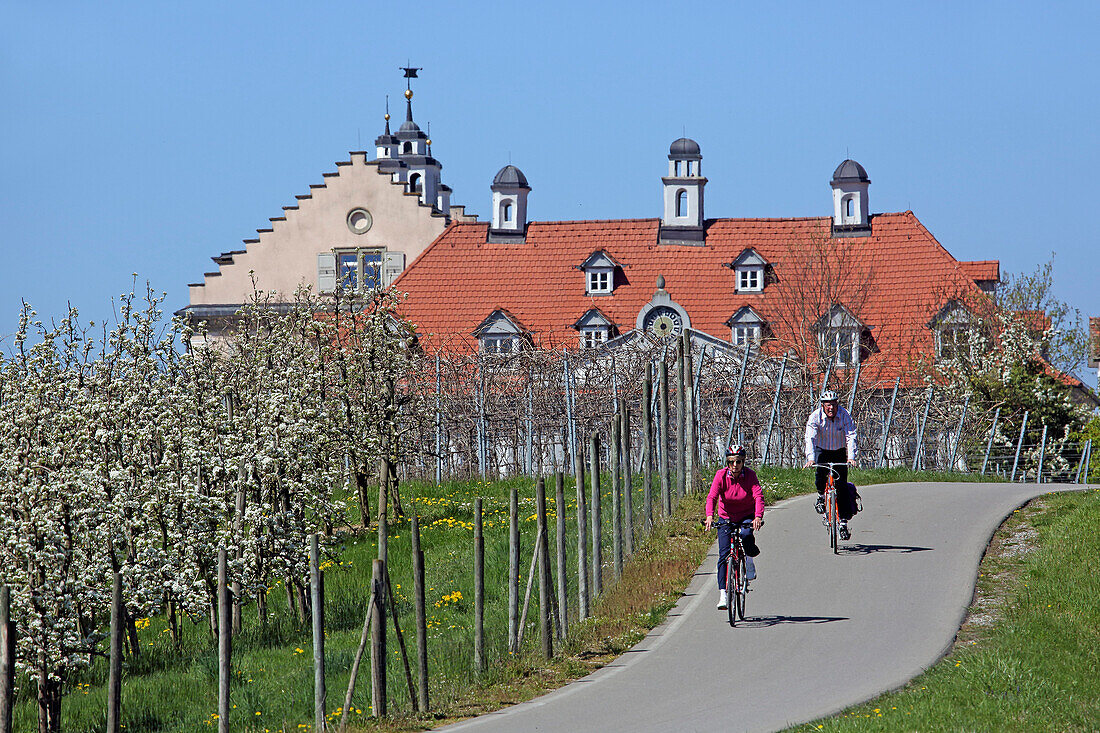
[{"xmin": 355, "ymin": 467, "xmax": 371, "ymax": 530}]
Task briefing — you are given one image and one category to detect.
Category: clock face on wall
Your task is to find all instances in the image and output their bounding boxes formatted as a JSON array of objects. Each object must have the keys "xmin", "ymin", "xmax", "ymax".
[{"xmin": 643, "ymin": 306, "xmax": 684, "ymax": 340}]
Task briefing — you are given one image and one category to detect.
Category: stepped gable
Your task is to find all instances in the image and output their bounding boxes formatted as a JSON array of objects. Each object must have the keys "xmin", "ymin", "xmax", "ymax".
[{"xmin": 394, "ymin": 211, "xmax": 987, "ymax": 386}]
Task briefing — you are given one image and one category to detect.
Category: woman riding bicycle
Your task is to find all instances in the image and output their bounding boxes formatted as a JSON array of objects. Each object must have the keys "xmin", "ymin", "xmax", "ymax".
[{"xmin": 705, "ymin": 445, "xmax": 764, "ymax": 610}]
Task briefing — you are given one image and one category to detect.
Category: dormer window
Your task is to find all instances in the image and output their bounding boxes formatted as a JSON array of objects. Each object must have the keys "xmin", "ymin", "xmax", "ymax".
[
  {"xmin": 581, "ymin": 328, "xmax": 608, "ymax": 348},
  {"xmin": 578, "ymin": 250, "xmax": 621, "ymax": 296},
  {"xmin": 728, "ymin": 248, "xmax": 769, "ymax": 293},
  {"xmin": 574, "ymin": 308, "xmax": 616, "ymax": 349},
  {"xmin": 929, "ymin": 300, "xmax": 977, "ymax": 361},
  {"xmin": 726, "ymin": 306, "xmax": 768, "ymax": 348},
  {"xmin": 737, "ymin": 268, "xmax": 762, "ymax": 292},
  {"xmin": 817, "ymin": 304, "xmax": 865, "ymax": 368},
  {"xmin": 482, "ymin": 335, "xmax": 519, "ymax": 354},
  {"xmin": 474, "ymin": 308, "xmax": 530, "ymax": 356},
  {"xmin": 821, "ymin": 327, "xmax": 860, "ymax": 366},
  {"xmin": 587, "ymin": 270, "xmax": 611, "ymax": 294}
]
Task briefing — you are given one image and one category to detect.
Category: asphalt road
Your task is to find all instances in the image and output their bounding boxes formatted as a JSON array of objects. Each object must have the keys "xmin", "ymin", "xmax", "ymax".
[{"xmin": 438, "ymin": 481, "xmax": 1087, "ymax": 733}]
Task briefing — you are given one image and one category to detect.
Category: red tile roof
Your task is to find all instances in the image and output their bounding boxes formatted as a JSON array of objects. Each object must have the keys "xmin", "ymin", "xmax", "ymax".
[
  {"xmin": 394, "ymin": 213, "xmax": 991, "ymax": 388},
  {"xmin": 959, "ymin": 260, "xmax": 1000, "ymax": 283}
]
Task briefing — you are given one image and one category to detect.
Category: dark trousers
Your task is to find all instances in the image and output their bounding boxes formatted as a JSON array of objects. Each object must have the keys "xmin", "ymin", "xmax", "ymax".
[
  {"xmin": 815, "ymin": 447, "xmax": 849, "ymax": 505},
  {"xmin": 716, "ymin": 520, "xmax": 758, "ymax": 590}
]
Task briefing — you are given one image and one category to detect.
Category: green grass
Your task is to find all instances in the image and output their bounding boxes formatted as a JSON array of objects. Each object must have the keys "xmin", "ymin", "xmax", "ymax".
[
  {"xmin": 10, "ymin": 466, "xmax": 1023, "ymax": 732},
  {"xmin": 787, "ymin": 487, "xmax": 1100, "ymax": 732}
]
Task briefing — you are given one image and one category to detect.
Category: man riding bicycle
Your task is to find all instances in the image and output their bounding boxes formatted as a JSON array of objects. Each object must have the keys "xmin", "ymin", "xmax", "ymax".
[
  {"xmin": 705, "ymin": 445, "xmax": 764, "ymax": 610},
  {"xmin": 803, "ymin": 390, "xmax": 858, "ymax": 540}
]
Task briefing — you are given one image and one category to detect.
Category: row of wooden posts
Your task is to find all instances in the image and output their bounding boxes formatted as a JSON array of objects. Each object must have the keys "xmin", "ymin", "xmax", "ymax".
[
  {"xmin": 0, "ymin": 333, "xmax": 705, "ymax": 732},
  {"xmin": 259, "ymin": 345, "xmax": 700, "ymax": 730}
]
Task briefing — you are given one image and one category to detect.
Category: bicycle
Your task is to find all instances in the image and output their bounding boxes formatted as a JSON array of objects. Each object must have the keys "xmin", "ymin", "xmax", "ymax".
[
  {"xmin": 809, "ymin": 463, "xmax": 846, "ymax": 554},
  {"xmin": 717, "ymin": 518, "xmax": 756, "ymax": 625}
]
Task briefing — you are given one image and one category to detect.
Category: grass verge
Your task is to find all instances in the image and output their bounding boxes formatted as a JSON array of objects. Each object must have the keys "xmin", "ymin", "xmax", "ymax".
[
  {"xmin": 787, "ymin": 487, "xmax": 1100, "ymax": 732},
  {"xmin": 14, "ymin": 467, "xmax": 1012, "ymax": 732}
]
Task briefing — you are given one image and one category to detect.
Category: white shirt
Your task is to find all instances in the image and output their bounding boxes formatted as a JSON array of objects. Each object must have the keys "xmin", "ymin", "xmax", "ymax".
[{"xmin": 804, "ymin": 405, "xmax": 858, "ymax": 463}]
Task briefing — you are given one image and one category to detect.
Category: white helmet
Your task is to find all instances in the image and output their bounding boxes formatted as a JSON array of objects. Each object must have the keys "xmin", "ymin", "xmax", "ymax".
[{"xmin": 820, "ymin": 390, "xmax": 839, "ymax": 402}]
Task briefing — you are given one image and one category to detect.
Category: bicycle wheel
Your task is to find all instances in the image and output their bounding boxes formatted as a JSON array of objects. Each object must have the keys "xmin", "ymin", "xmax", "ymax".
[
  {"xmin": 726, "ymin": 551, "xmax": 737, "ymax": 627},
  {"xmin": 735, "ymin": 553, "xmax": 747, "ymax": 620},
  {"xmin": 826, "ymin": 489, "xmax": 837, "ymax": 553}
]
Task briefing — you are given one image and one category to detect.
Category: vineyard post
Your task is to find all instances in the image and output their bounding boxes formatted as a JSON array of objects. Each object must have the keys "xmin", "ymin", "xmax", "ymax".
[
  {"xmin": 339, "ymin": 578, "xmax": 376, "ymax": 733},
  {"xmin": 535, "ymin": 479, "xmax": 553, "ymax": 659},
  {"xmin": 217, "ymin": 549, "xmax": 230, "ymax": 733},
  {"xmin": 621, "ymin": 404, "xmax": 634, "ymax": 555},
  {"xmin": 224, "ymin": 392, "xmax": 244, "ymax": 637},
  {"xmin": 0, "ymin": 587, "xmax": 12, "ymax": 733},
  {"xmin": 911, "ymin": 387, "xmax": 933, "ymax": 471},
  {"xmin": 574, "ymin": 444, "xmax": 590, "ymax": 622},
  {"xmin": 411, "ymin": 514, "xmax": 429, "ymax": 712},
  {"xmin": 692, "ymin": 343, "xmax": 707, "ymax": 466},
  {"xmin": 474, "ymin": 498, "xmax": 485, "ymax": 674},
  {"xmin": 610, "ymin": 420, "xmax": 623, "ymax": 580},
  {"xmin": 761, "ymin": 358, "xmax": 786, "ymax": 466},
  {"xmin": 683, "ymin": 335, "xmax": 696, "ymax": 493},
  {"xmin": 820, "ymin": 350, "xmax": 835, "ymax": 396},
  {"xmin": 310, "ymin": 535, "xmax": 326, "ymax": 732},
  {"xmin": 526, "ymin": 383, "xmax": 535, "ymax": 475},
  {"xmin": 508, "ymin": 488, "xmax": 519, "ymax": 653},
  {"xmin": 564, "ymin": 353, "xmax": 578, "ymax": 475},
  {"xmin": 980, "ymin": 407, "xmax": 1001, "ymax": 475},
  {"xmin": 846, "ymin": 357, "xmax": 862, "ymax": 414},
  {"xmin": 610, "ymin": 354, "xmax": 619, "ymax": 415},
  {"xmin": 675, "ymin": 339, "xmax": 685, "ymax": 499},
  {"xmin": 106, "ymin": 572, "xmax": 122, "ymax": 733},
  {"xmin": 435, "ymin": 353, "xmax": 442, "ymax": 485},
  {"xmin": 1010, "ymin": 411, "xmax": 1029, "ymax": 482},
  {"xmin": 370, "ymin": 559, "xmax": 387, "ymax": 717},
  {"xmin": 1036, "ymin": 424, "xmax": 1048, "ymax": 483},
  {"xmin": 877, "ymin": 377, "xmax": 900, "ymax": 468},
  {"xmin": 948, "ymin": 393, "xmax": 970, "ymax": 471},
  {"xmin": 377, "ymin": 458, "xmax": 389, "ymax": 564},
  {"xmin": 642, "ymin": 367, "xmax": 654, "ymax": 532},
  {"xmin": 589, "ymin": 434, "xmax": 603, "ymax": 597},
  {"xmin": 555, "ymin": 472, "xmax": 568, "ymax": 642},
  {"xmin": 726, "ymin": 340, "xmax": 751, "ymax": 448},
  {"xmin": 658, "ymin": 361, "xmax": 671, "ymax": 516},
  {"xmin": 1085, "ymin": 439, "xmax": 1094, "ymax": 483},
  {"xmin": 1074, "ymin": 438, "xmax": 1089, "ymax": 483}
]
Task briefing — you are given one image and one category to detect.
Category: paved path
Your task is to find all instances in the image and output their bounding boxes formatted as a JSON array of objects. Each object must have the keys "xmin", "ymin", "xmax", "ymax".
[{"xmin": 439, "ymin": 481, "xmax": 1089, "ymax": 733}]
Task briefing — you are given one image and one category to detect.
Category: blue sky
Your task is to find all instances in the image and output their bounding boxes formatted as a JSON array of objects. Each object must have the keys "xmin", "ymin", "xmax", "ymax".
[{"xmin": 3, "ymin": 1, "xmax": 1098, "ymax": 380}]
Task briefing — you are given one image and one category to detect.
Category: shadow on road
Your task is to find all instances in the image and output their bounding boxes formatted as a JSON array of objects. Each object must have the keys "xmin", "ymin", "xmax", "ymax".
[
  {"xmin": 840, "ymin": 543, "xmax": 932, "ymax": 554},
  {"xmin": 736, "ymin": 615, "xmax": 848, "ymax": 627}
]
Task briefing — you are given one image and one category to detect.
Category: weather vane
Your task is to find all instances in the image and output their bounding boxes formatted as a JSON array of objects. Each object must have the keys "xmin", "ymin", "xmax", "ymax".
[{"xmin": 401, "ymin": 65, "xmax": 422, "ymax": 98}]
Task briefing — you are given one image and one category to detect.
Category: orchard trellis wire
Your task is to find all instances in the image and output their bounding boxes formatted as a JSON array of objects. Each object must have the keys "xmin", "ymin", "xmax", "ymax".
[
  {"xmin": 1, "ymin": 285, "xmax": 1093, "ymax": 732},
  {"xmin": 405, "ymin": 337, "xmax": 1093, "ymax": 486}
]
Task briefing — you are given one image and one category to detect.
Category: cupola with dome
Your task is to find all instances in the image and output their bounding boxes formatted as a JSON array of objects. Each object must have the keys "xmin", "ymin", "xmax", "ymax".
[
  {"xmin": 660, "ymin": 137, "xmax": 707, "ymax": 244},
  {"xmin": 830, "ymin": 158, "xmax": 872, "ymax": 236},
  {"xmin": 489, "ymin": 164, "xmax": 531, "ymax": 243}
]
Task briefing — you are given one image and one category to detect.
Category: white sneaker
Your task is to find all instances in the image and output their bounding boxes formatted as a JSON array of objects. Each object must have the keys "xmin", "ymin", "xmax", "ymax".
[
  {"xmin": 717, "ymin": 590, "xmax": 728, "ymax": 609},
  {"xmin": 745, "ymin": 557, "xmax": 757, "ymax": 581}
]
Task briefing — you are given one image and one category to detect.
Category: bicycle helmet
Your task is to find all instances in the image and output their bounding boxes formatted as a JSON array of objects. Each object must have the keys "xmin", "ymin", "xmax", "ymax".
[
  {"xmin": 725, "ymin": 444, "xmax": 746, "ymax": 459},
  {"xmin": 819, "ymin": 390, "xmax": 839, "ymax": 403}
]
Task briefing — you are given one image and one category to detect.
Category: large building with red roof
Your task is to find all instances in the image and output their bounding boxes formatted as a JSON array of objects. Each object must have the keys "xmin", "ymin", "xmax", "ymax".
[{"xmin": 393, "ymin": 140, "xmax": 999, "ymax": 388}]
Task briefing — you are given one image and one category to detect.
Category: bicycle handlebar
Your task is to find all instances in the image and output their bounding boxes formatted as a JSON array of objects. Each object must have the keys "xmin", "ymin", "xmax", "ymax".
[{"xmin": 806, "ymin": 462, "xmax": 847, "ymax": 477}]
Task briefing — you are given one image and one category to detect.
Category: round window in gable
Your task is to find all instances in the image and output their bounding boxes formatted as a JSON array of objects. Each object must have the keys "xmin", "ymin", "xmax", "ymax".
[{"xmin": 347, "ymin": 208, "xmax": 373, "ymax": 234}]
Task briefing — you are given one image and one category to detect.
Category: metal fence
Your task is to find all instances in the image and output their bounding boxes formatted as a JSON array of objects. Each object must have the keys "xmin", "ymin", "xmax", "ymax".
[{"xmin": 399, "ymin": 338, "xmax": 1094, "ymax": 485}]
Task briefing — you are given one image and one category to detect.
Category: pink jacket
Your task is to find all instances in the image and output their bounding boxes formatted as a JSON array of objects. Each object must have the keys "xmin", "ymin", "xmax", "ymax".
[{"xmin": 706, "ymin": 467, "xmax": 765, "ymax": 523}]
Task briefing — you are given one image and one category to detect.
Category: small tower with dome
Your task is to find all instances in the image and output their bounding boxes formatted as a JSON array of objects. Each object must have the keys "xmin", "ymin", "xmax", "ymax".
[
  {"xmin": 830, "ymin": 159, "xmax": 871, "ymax": 236},
  {"xmin": 489, "ymin": 164, "xmax": 531, "ymax": 243},
  {"xmin": 660, "ymin": 137, "xmax": 707, "ymax": 244}
]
